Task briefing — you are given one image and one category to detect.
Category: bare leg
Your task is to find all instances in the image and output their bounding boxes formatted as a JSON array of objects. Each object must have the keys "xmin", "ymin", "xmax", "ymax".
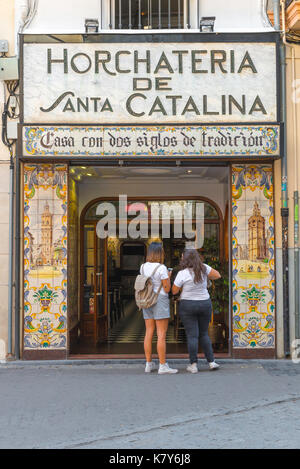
[
  {"xmin": 156, "ymin": 318, "xmax": 169, "ymax": 365},
  {"xmin": 144, "ymin": 319, "xmax": 155, "ymax": 362}
]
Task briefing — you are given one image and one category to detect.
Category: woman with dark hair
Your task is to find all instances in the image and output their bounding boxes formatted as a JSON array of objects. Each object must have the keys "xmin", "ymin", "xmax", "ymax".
[
  {"xmin": 141, "ymin": 242, "xmax": 178, "ymax": 375},
  {"xmin": 172, "ymin": 249, "xmax": 221, "ymax": 373}
]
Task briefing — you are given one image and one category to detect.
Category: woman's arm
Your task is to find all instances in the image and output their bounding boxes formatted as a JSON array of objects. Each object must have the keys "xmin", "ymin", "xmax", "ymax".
[
  {"xmin": 172, "ymin": 271, "xmax": 183, "ymax": 295},
  {"xmin": 172, "ymin": 284, "xmax": 181, "ymax": 295},
  {"xmin": 208, "ymin": 268, "xmax": 221, "ymax": 280},
  {"xmin": 162, "ymin": 271, "xmax": 172, "ymax": 293}
]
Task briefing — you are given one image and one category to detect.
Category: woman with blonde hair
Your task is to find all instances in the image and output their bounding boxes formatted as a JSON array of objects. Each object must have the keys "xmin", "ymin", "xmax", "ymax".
[{"xmin": 141, "ymin": 242, "xmax": 178, "ymax": 375}]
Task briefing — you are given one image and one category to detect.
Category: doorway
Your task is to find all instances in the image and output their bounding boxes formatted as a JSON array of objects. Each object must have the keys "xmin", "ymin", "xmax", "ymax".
[
  {"xmin": 81, "ymin": 226, "xmax": 107, "ymax": 344},
  {"xmin": 69, "ymin": 166, "xmax": 230, "ymax": 356}
]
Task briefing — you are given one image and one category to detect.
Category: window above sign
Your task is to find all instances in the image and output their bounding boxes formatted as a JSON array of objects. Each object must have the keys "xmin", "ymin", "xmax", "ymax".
[{"xmin": 113, "ymin": 0, "xmax": 185, "ymax": 30}]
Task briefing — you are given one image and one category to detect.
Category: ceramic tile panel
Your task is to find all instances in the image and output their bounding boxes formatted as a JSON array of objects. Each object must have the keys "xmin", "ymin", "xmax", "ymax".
[
  {"xmin": 232, "ymin": 164, "xmax": 275, "ymax": 350},
  {"xmin": 68, "ymin": 177, "xmax": 79, "ymax": 331},
  {"xmin": 23, "ymin": 164, "xmax": 68, "ymax": 351}
]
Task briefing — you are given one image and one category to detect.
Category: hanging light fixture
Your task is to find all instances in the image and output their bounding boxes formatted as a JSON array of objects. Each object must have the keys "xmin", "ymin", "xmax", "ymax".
[
  {"xmin": 200, "ymin": 16, "xmax": 216, "ymax": 32},
  {"xmin": 85, "ymin": 18, "xmax": 99, "ymax": 33}
]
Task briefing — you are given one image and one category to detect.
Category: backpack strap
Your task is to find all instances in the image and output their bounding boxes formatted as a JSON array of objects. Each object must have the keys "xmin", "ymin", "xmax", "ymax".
[
  {"xmin": 151, "ymin": 263, "xmax": 161, "ymax": 277},
  {"xmin": 151, "ymin": 264, "xmax": 163, "ymax": 295},
  {"xmin": 142, "ymin": 263, "xmax": 164, "ymax": 294}
]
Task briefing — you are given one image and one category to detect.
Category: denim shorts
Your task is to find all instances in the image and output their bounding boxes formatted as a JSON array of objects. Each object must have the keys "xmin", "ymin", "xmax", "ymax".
[{"xmin": 143, "ymin": 294, "xmax": 170, "ymax": 320}]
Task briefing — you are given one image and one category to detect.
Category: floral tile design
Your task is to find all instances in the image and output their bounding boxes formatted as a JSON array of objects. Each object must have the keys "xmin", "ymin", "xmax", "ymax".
[
  {"xmin": 232, "ymin": 164, "xmax": 275, "ymax": 349},
  {"xmin": 23, "ymin": 164, "xmax": 68, "ymax": 350}
]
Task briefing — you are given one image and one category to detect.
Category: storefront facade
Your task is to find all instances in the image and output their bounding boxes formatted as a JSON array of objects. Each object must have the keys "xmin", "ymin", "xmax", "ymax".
[
  {"xmin": 3, "ymin": 0, "xmax": 300, "ymax": 362},
  {"xmin": 18, "ymin": 30, "xmax": 281, "ymax": 360}
]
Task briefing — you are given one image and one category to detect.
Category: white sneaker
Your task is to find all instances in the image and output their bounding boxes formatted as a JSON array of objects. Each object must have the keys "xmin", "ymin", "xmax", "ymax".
[
  {"xmin": 145, "ymin": 361, "xmax": 156, "ymax": 373},
  {"xmin": 158, "ymin": 363, "xmax": 178, "ymax": 375},
  {"xmin": 209, "ymin": 361, "xmax": 220, "ymax": 370},
  {"xmin": 187, "ymin": 363, "xmax": 198, "ymax": 374}
]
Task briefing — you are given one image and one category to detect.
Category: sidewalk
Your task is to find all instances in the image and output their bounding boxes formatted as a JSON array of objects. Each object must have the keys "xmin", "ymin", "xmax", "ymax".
[
  {"xmin": 0, "ymin": 359, "xmax": 300, "ymax": 449},
  {"xmin": 0, "ymin": 357, "xmax": 294, "ymax": 367}
]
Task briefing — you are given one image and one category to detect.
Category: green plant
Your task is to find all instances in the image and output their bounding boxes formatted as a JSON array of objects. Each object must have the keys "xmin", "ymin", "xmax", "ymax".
[{"xmin": 201, "ymin": 236, "xmax": 229, "ymax": 320}]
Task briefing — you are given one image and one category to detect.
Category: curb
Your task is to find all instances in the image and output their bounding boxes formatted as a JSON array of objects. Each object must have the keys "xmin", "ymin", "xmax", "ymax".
[{"xmin": 0, "ymin": 358, "xmax": 295, "ymax": 368}]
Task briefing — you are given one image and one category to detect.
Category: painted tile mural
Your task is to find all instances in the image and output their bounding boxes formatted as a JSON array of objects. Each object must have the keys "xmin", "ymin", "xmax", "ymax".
[
  {"xmin": 68, "ymin": 177, "xmax": 79, "ymax": 331},
  {"xmin": 232, "ymin": 164, "xmax": 275, "ymax": 349},
  {"xmin": 24, "ymin": 164, "xmax": 68, "ymax": 350}
]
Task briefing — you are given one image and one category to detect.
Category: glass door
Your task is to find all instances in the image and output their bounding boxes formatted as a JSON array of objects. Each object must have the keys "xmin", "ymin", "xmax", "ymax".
[
  {"xmin": 95, "ymin": 236, "xmax": 107, "ymax": 343},
  {"xmin": 82, "ymin": 223, "xmax": 107, "ymax": 344}
]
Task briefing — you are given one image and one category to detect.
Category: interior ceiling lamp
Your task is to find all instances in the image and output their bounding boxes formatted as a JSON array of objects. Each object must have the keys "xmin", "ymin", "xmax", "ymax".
[
  {"xmin": 200, "ymin": 17, "xmax": 216, "ymax": 32},
  {"xmin": 85, "ymin": 18, "xmax": 99, "ymax": 33}
]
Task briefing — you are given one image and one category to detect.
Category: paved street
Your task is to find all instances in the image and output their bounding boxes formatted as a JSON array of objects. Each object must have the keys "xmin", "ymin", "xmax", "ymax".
[{"xmin": 1, "ymin": 359, "xmax": 300, "ymax": 449}]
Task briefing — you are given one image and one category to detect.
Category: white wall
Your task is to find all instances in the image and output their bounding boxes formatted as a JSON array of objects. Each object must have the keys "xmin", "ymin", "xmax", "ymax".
[
  {"xmin": 78, "ymin": 178, "xmax": 229, "ymax": 217},
  {"xmin": 198, "ymin": 0, "xmax": 272, "ymax": 32},
  {"xmin": 0, "ymin": 0, "xmax": 15, "ymax": 360},
  {"xmin": 16, "ymin": 0, "xmax": 101, "ymax": 34},
  {"xmin": 19, "ymin": 0, "xmax": 273, "ymax": 34}
]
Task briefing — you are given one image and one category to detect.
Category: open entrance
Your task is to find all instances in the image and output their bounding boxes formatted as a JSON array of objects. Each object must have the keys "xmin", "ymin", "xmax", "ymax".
[{"xmin": 68, "ymin": 165, "xmax": 230, "ymax": 357}]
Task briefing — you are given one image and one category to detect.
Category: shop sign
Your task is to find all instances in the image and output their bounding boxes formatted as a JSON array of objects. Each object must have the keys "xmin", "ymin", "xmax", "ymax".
[
  {"xmin": 22, "ymin": 42, "xmax": 278, "ymax": 124},
  {"xmin": 22, "ymin": 125, "xmax": 280, "ymax": 158}
]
